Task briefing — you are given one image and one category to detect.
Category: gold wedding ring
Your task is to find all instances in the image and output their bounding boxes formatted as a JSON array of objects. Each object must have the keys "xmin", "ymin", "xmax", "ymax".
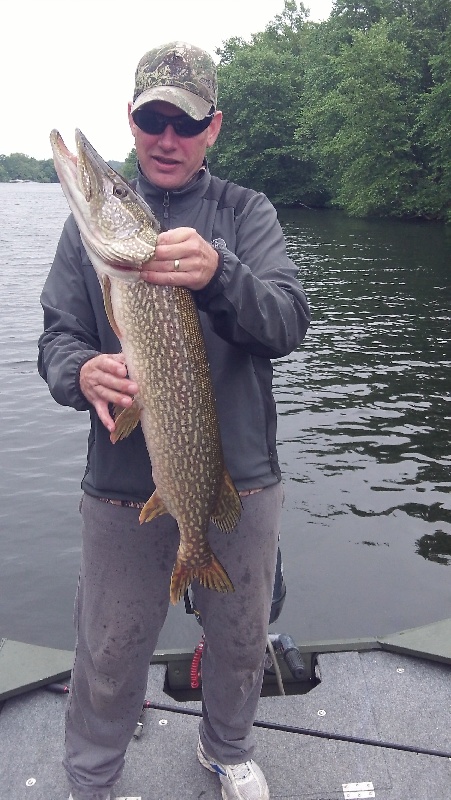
[{"xmin": 174, "ymin": 259, "xmax": 180, "ymax": 270}]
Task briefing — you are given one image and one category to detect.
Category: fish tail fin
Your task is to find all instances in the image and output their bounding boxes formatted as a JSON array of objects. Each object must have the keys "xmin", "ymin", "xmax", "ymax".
[
  {"xmin": 170, "ymin": 555, "xmax": 234, "ymax": 605},
  {"xmin": 210, "ymin": 469, "xmax": 242, "ymax": 533}
]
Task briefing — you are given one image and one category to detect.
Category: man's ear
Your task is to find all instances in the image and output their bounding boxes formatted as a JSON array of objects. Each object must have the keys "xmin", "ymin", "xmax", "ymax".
[
  {"xmin": 206, "ymin": 111, "xmax": 223, "ymax": 148},
  {"xmin": 128, "ymin": 101, "xmax": 137, "ymax": 136}
]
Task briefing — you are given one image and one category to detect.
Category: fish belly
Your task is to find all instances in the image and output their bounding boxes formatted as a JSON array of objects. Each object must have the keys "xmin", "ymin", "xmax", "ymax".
[{"xmin": 111, "ymin": 279, "xmax": 238, "ymax": 603}]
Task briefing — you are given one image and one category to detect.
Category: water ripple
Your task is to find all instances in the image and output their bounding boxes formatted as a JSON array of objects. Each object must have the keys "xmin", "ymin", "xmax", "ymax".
[{"xmin": 1, "ymin": 188, "xmax": 451, "ymax": 647}]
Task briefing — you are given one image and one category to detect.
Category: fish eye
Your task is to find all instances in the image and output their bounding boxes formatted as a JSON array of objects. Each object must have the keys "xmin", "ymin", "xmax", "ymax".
[{"xmin": 113, "ymin": 185, "xmax": 128, "ymax": 198}]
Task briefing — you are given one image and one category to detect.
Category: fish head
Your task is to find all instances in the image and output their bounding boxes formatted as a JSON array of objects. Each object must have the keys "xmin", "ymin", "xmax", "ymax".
[{"xmin": 50, "ymin": 129, "xmax": 160, "ymax": 281}]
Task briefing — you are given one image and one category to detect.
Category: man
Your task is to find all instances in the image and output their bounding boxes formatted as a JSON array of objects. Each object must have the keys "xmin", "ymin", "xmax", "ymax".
[{"xmin": 38, "ymin": 42, "xmax": 310, "ymax": 800}]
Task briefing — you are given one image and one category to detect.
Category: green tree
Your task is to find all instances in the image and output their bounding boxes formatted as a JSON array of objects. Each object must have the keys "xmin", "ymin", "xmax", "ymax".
[
  {"xmin": 330, "ymin": 0, "xmax": 398, "ymax": 32},
  {"xmin": 122, "ymin": 148, "xmax": 138, "ymax": 182},
  {"xmin": 1, "ymin": 0, "xmax": 450, "ymax": 218},
  {"xmin": 0, "ymin": 155, "xmax": 8, "ymax": 181},
  {"xmin": 298, "ymin": 21, "xmax": 423, "ymax": 216},
  {"xmin": 415, "ymin": 23, "xmax": 451, "ymax": 220},
  {"xmin": 209, "ymin": 1, "xmax": 323, "ymax": 204},
  {"xmin": 37, "ymin": 159, "xmax": 58, "ymax": 182},
  {"xmin": 0, "ymin": 153, "xmax": 58, "ymax": 182},
  {"xmin": 5, "ymin": 153, "xmax": 38, "ymax": 181}
]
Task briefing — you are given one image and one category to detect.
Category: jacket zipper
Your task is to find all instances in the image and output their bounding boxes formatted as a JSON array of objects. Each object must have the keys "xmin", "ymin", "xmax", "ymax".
[{"xmin": 163, "ymin": 191, "xmax": 170, "ymax": 221}]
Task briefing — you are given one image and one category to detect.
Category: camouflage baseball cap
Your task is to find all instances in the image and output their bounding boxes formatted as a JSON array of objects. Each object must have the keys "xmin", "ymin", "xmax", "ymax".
[{"xmin": 131, "ymin": 41, "xmax": 217, "ymax": 120}]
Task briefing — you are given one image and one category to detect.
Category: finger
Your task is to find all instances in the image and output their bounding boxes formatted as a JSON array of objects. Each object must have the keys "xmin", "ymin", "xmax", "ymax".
[
  {"xmin": 80, "ymin": 371, "xmax": 138, "ymax": 412},
  {"xmin": 84, "ymin": 368, "xmax": 138, "ymax": 398},
  {"xmin": 140, "ymin": 269, "xmax": 190, "ymax": 286},
  {"xmin": 109, "ymin": 352, "xmax": 127, "ymax": 367},
  {"xmin": 93, "ymin": 386, "xmax": 137, "ymax": 433},
  {"xmin": 152, "ymin": 230, "xmax": 200, "ymax": 267},
  {"xmin": 152, "ymin": 242, "xmax": 192, "ymax": 268},
  {"xmin": 99, "ymin": 372, "xmax": 138, "ymax": 396},
  {"xmin": 94, "ymin": 381, "xmax": 137, "ymax": 404},
  {"xmin": 157, "ymin": 227, "xmax": 193, "ymax": 246},
  {"xmin": 99, "ymin": 353, "xmax": 129, "ymax": 377},
  {"xmin": 143, "ymin": 254, "xmax": 180, "ymax": 273},
  {"xmin": 81, "ymin": 355, "xmax": 126, "ymax": 386},
  {"xmin": 93, "ymin": 399, "xmax": 116, "ymax": 433}
]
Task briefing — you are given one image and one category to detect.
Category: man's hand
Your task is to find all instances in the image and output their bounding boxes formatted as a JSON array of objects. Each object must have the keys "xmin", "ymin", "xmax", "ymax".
[
  {"xmin": 141, "ymin": 227, "xmax": 219, "ymax": 290},
  {"xmin": 79, "ymin": 353, "xmax": 138, "ymax": 433}
]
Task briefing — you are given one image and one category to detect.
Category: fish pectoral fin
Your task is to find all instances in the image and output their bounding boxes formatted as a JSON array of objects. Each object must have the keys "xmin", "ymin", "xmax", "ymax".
[
  {"xmin": 101, "ymin": 275, "xmax": 122, "ymax": 338},
  {"xmin": 210, "ymin": 469, "xmax": 242, "ymax": 533},
  {"xmin": 110, "ymin": 400, "xmax": 141, "ymax": 443},
  {"xmin": 170, "ymin": 554, "xmax": 234, "ymax": 605},
  {"xmin": 139, "ymin": 490, "xmax": 169, "ymax": 524}
]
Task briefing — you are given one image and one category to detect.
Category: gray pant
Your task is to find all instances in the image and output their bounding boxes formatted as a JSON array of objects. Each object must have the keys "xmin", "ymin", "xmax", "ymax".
[{"xmin": 64, "ymin": 483, "xmax": 282, "ymax": 800}]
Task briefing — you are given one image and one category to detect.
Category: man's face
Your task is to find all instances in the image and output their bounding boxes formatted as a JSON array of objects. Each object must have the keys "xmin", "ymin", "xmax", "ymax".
[{"xmin": 128, "ymin": 100, "xmax": 222, "ymax": 190}]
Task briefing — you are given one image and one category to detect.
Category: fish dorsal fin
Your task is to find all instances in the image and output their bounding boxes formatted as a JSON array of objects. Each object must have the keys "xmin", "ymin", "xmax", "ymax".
[{"xmin": 210, "ymin": 469, "xmax": 242, "ymax": 533}]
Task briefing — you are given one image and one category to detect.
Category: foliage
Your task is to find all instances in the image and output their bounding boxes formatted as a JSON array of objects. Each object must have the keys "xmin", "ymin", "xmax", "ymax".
[
  {"xmin": 0, "ymin": 153, "xmax": 57, "ymax": 182},
  {"xmin": 209, "ymin": 0, "xmax": 451, "ymax": 221},
  {"xmin": 414, "ymin": 23, "xmax": 451, "ymax": 221},
  {"xmin": 3, "ymin": 0, "xmax": 451, "ymax": 220},
  {"xmin": 121, "ymin": 148, "xmax": 138, "ymax": 182},
  {"xmin": 209, "ymin": 2, "xmax": 326, "ymax": 205},
  {"xmin": 297, "ymin": 20, "xmax": 424, "ymax": 216},
  {"xmin": 108, "ymin": 160, "xmax": 125, "ymax": 173}
]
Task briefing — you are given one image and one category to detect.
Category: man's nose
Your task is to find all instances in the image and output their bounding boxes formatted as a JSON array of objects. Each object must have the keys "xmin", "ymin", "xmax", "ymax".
[{"xmin": 158, "ymin": 124, "xmax": 179, "ymax": 147}]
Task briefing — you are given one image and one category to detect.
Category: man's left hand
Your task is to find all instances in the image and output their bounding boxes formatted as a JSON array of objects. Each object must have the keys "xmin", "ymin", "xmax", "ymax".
[{"xmin": 140, "ymin": 227, "xmax": 219, "ymax": 291}]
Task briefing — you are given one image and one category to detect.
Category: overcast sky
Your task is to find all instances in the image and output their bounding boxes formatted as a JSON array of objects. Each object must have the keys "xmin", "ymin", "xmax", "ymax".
[{"xmin": 2, "ymin": 0, "xmax": 333, "ymax": 162}]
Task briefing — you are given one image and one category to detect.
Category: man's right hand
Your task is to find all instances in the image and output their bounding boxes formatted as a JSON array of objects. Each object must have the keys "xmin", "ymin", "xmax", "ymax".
[{"xmin": 79, "ymin": 353, "xmax": 138, "ymax": 433}]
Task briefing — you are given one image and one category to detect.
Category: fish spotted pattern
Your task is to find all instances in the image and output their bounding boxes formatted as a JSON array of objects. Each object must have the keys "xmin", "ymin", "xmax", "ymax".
[{"xmin": 50, "ymin": 128, "xmax": 241, "ymax": 604}]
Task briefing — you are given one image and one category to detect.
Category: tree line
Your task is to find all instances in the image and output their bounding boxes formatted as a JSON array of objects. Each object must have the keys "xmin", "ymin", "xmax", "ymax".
[
  {"xmin": 4, "ymin": 0, "xmax": 450, "ymax": 222},
  {"xmin": 0, "ymin": 153, "xmax": 57, "ymax": 183},
  {"xmin": 206, "ymin": 0, "xmax": 450, "ymax": 221},
  {"xmin": 123, "ymin": 0, "xmax": 450, "ymax": 221}
]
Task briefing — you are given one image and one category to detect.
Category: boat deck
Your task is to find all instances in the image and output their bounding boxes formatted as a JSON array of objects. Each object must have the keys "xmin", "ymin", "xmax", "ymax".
[{"xmin": 2, "ymin": 622, "xmax": 451, "ymax": 799}]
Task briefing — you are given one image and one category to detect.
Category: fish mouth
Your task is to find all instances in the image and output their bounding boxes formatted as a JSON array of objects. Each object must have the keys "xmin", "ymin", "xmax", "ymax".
[
  {"xmin": 50, "ymin": 129, "xmax": 78, "ymax": 183},
  {"xmin": 50, "ymin": 129, "xmax": 160, "ymax": 280},
  {"xmin": 50, "ymin": 130, "xmax": 77, "ymax": 165}
]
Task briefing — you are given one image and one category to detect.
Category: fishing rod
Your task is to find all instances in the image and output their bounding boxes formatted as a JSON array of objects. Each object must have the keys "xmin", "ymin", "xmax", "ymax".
[
  {"xmin": 46, "ymin": 683, "xmax": 451, "ymax": 760},
  {"xmin": 141, "ymin": 700, "xmax": 451, "ymax": 761}
]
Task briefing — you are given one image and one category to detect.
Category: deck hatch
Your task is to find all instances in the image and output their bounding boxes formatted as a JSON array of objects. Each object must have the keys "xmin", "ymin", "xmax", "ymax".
[{"xmin": 343, "ymin": 782, "xmax": 375, "ymax": 798}]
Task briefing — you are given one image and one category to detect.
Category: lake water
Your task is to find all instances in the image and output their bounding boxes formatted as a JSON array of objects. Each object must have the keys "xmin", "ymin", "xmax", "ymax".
[{"xmin": 1, "ymin": 182, "xmax": 450, "ymax": 653}]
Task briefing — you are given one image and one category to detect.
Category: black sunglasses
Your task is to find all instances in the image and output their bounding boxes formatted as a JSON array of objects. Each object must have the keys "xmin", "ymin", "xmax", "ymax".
[{"xmin": 132, "ymin": 106, "xmax": 215, "ymax": 138}]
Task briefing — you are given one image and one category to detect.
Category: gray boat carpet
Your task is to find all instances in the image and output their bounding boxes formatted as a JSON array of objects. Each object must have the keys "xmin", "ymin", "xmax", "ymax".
[{"xmin": 1, "ymin": 651, "xmax": 451, "ymax": 799}]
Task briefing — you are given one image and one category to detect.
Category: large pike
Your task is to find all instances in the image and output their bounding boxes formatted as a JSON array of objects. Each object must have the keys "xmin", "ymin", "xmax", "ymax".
[{"xmin": 50, "ymin": 129, "xmax": 241, "ymax": 604}]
